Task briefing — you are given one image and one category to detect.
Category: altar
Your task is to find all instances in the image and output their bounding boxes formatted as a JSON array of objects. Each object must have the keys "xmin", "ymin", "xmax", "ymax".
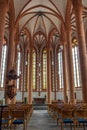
[{"xmin": 33, "ymin": 97, "xmax": 45, "ymax": 105}]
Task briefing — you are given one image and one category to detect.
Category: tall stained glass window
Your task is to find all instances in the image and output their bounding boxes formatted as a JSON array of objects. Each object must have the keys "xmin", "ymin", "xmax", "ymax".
[
  {"xmin": 42, "ymin": 49, "xmax": 47, "ymax": 90},
  {"xmin": 72, "ymin": 38, "xmax": 81, "ymax": 87},
  {"xmin": 0, "ymin": 40, "xmax": 7, "ymax": 87},
  {"xmin": 58, "ymin": 51, "xmax": 64, "ymax": 89},
  {"xmin": 32, "ymin": 50, "xmax": 36, "ymax": 90},
  {"xmin": 16, "ymin": 51, "xmax": 21, "ymax": 89}
]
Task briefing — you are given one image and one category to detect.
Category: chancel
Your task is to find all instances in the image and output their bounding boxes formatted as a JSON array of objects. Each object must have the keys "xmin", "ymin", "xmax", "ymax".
[
  {"xmin": 33, "ymin": 95, "xmax": 46, "ymax": 105},
  {"xmin": 0, "ymin": 0, "xmax": 87, "ymax": 130}
]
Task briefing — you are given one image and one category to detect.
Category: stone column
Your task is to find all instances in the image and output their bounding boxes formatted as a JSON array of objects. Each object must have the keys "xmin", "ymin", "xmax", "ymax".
[
  {"xmin": 47, "ymin": 45, "xmax": 52, "ymax": 103},
  {"xmin": 6, "ymin": 16, "xmax": 15, "ymax": 72},
  {"xmin": 63, "ymin": 44, "xmax": 69, "ymax": 103},
  {"xmin": 66, "ymin": 29, "xmax": 75, "ymax": 103},
  {"xmin": 28, "ymin": 44, "xmax": 33, "ymax": 104},
  {"xmin": 65, "ymin": 0, "xmax": 75, "ymax": 103},
  {"xmin": 61, "ymin": 26, "xmax": 69, "ymax": 103},
  {"xmin": 24, "ymin": 51, "xmax": 28, "ymax": 91},
  {"xmin": 6, "ymin": 8, "xmax": 16, "ymax": 104},
  {"xmin": 53, "ymin": 47, "xmax": 57, "ymax": 100},
  {"xmin": 22, "ymin": 47, "xmax": 25, "ymax": 102},
  {"xmin": 21, "ymin": 48, "xmax": 28, "ymax": 103},
  {"xmin": 14, "ymin": 24, "xmax": 20, "ymax": 69},
  {"xmin": 72, "ymin": 0, "xmax": 87, "ymax": 103},
  {"xmin": 20, "ymin": 49, "xmax": 24, "ymax": 100},
  {"xmin": 21, "ymin": 43, "xmax": 28, "ymax": 102}
]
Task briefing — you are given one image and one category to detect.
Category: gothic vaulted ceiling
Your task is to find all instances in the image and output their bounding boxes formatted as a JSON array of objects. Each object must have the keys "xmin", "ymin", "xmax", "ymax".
[{"xmin": 5, "ymin": 0, "xmax": 87, "ymax": 46}]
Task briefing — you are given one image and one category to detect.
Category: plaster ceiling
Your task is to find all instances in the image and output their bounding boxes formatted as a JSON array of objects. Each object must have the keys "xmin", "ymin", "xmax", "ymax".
[
  {"xmin": 5, "ymin": 0, "xmax": 87, "ymax": 45},
  {"xmin": 14, "ymin": 0, "xmax": 67, "ymax": 38}
]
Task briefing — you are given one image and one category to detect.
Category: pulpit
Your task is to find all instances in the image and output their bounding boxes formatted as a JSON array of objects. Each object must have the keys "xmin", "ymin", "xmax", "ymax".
[{"xmin": 33, "ymin": 97, "xmax": 45, "ymax": 105}]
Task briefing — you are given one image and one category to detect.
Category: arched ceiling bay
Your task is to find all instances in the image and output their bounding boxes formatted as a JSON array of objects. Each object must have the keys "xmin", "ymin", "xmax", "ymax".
[
  {"xmin": 14, "ymin": 0, "xmax": 67, "ymax": 38},
  {"xmin": 11, "ymin": 0, "xmax": 87, "ymax": 44}
]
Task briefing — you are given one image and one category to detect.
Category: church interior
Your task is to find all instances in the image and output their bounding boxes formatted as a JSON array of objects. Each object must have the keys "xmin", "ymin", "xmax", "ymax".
[{"xmin": 0, "ymin": 0, "xmax": 87, "ymax": 130}]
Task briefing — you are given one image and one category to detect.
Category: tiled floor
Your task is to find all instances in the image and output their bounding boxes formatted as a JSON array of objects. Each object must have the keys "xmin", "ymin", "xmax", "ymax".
[
  {"xmin": 27, "ymin": 110, "xmax": 87, "ymax": 130},
  {"xmin": 27, "ymin": 110, "xmax": 58, "ymax": 130}
]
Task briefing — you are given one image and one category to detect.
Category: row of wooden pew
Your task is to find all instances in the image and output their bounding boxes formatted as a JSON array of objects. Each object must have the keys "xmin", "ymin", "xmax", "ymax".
[
  {"xmin": 48, "ymin": 103, "xmax": 87, "ymax": 130},
  {"xmin": 1, "ymin": 104, "xmax": 33, "ymax": 130}
]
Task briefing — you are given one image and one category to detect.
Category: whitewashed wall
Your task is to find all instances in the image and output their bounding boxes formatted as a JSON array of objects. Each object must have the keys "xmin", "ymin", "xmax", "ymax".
[{"xmin": 0, "ymin": 89, "xmax": 83, "ymax": 103}]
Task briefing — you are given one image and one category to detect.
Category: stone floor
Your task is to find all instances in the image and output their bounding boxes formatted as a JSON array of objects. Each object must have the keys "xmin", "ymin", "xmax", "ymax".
[{"xmin": 27, "ymin": 110, "xmax": 58, "ymax": 130}]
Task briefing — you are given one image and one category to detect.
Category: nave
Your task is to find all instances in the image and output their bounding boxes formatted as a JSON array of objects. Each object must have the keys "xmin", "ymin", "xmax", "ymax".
[{"xmin": 1, "ymin": 0, "xmax": 87, "ymax": 129}]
